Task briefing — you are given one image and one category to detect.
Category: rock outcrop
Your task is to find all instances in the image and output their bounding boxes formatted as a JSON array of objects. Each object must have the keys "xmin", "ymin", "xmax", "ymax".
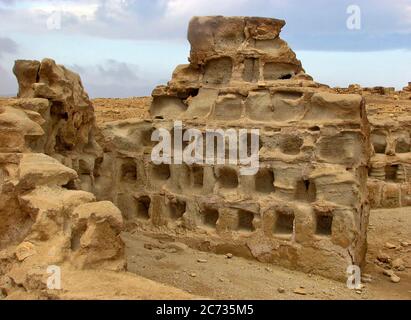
[
  {"xmin": 0, "ymin": 60, "xmax": 125, "ymax": 298},
  {"xmin": 366, "ymin": 100, "xmax": 411, "ymax": 208},
  {"xmin": 12, "ymin": 58, "xmax": 102, "ymax": 194},
  {"xmin": 95, "ymin": 16, "xmax": 371, "ymax": 281},
  {"xmin": 1, "ymin": 16, "xmax": 379, "ymax": 291}
]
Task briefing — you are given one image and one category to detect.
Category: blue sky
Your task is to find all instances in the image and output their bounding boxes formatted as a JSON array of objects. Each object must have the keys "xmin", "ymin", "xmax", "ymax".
[{"xmin": 0, "ymin": 0, "xmax": 411, "ymax": 97}]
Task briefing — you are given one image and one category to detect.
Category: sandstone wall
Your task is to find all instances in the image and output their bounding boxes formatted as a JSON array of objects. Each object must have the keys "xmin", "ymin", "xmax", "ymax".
[
  {"xmin": 367, "ymin": 104, "xmax": 411, "ymax": 208},
  {"xmin": 337, "ymin": 85, "xmax": 411, "ymax": 209},
  {"xmin": 2, "ymin": 16, "xmax": 374, "ymax": 283},
  {"xmin": 93, "ymin": 16, "xmax": 371, "ymax": 281},
  {"xmin": 0, "ymin": 60, "xmax": 124, "ymax": 298}
]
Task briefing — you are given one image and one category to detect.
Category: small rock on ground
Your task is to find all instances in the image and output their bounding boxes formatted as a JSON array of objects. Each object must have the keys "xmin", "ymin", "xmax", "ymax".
[{"xmin": 293, "ymin": 287, "xmax": 307, "ymax": 295}]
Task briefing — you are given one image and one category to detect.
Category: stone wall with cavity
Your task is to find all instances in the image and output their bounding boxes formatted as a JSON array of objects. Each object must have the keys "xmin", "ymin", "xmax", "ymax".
[
  {"xmin": 93, "ymin": 16, "xmax": 371, "ymax": 281},
  {"xmin": 367, "ymin": 105, "xmax": 411, "ymax": 208},
  {"xmin": 0, "ymin": 66, "xmax": 126, "ymax": 297}
]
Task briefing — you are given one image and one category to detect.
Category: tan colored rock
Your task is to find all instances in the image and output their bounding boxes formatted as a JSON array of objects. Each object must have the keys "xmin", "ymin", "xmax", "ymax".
[
  {"xmin": 0, "ymin": 106, "xmax": 44, "ymax": 153},
  {"xmin": 71, "ymin": 201, "xmax": 123, "ymax": 232},
  {"xmin": 293, "ymin": 287, "xmax": 307, "ymax": 295},
  {"xmin": 391, "ymin": 258, "xmax": 405, "ymax": 271},
  {"xmin": 18, "ymin": 153, "xmax": 77, "ymax": 190},
  {"xmin": 377, "ymin": 251, "xmax": 391, "ymax": 263},
  {"xmin": 13, "ymin": 58, "xmax": 95, "ymax": 153},
  {"xmin": 13, "ymin": 60, "xmax": 41, "ymax": 98},
  {"xmin": 70, "ymin": 201, "xmax": 125, "ymax": 270},
  {"xmin": 14, "ymin": 242, "xmax": 37, "ymax": 261},
  {"xmin": 0, "ymin": 80, "xmax": 125, "ymax": 298},
  {"xmin": 366, "ymin": 88, "xmax": 411, "ymax": 209},
  {"xmin": 94, "ymin": 16, "xmax": 370, "ymax": 281},
  {"xmin": 383, "ymin": 269, "xmax": 395, "ymax": 277},
  {"xmin": 390, "ymin": 274, "xmax": 401, "ymax": 283}
]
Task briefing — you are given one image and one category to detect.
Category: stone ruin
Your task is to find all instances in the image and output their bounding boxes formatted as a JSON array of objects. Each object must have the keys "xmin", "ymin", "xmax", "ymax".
[
  {"xmin": 367, "ymin": 102, "xmax": 411, "ymax": 208},
  {"xmin": 0, "ymin": 15, "xmax": 374, "ymax": 291},
  {"xmin": 335, "ymin": 83, "xmax": 411, "ymax": 208},
  {"xmin": 0, "ymin": 59, "xmax": 125, "ymax": 297},
  {"xmin": 97, "ymin": 16, "xmax": 369, "ymax": 281}
]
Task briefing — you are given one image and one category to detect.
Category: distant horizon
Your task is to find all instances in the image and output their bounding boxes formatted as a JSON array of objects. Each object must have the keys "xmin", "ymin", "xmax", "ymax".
[{"xmin": 2, "ymin": 56, "xmax": 410, "ymax": 99}]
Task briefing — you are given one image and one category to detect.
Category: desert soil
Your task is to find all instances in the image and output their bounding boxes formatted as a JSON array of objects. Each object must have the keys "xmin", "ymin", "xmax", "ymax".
[
  {"xmin": 121, "ymin": 207, "xmax": 410, "ymax": 300},
  {"xmin": 92, "ymin": 96, "xmax": 410, "ymax": 300},
  {"xmin": 92, "ymin": 97, "xmax": 151, "ymax": 126}
]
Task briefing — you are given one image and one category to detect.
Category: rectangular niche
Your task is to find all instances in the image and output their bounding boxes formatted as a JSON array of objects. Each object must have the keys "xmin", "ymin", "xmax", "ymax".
[
  {"xmin": 395, "ymin": 137, "xmax": 411, "ymax": 153},
  {"xmin": 242, "ymin": 58, "xmax": 260, "ymax": 83},
  {"xmin": 140, "ymin": 128, "xmax": 156, "ymax": 147},
  {"xmin": 120, "ymin": 158, "xmax": 137, "ymax": 182},
  {"xmin": 201, "ymin": 207, "xmax": 219, "ymax": 229},
  {"xmin": 78, "ymin": 159, "xmax": 92, "ymax": 175},
  {"xmin": 315, "ymin": 211, "xmax": 333, "ymax": 236},
  {"xmin": 216, "ymin": 167, "xmax": 238, "ymax": 189},
  {"xmin": 150, "ymin": 96, "xmax": 187, "ymax": 120},
  {"xmin": 371, "ymin": 131, "xmax": 387, "ymax": 154},
  {"xmin": 135, "ymin": 196, "xmax": 151, "ymax": 220},
  {"xmin": 279, "ymin": 135, "xmax": 303, "ymax": 155},
  {"xmin": 263, "ymin": 62, "xmax": 296, "ymax": 80},
  {"xmin": 151, "ymin": 163, "xmax": 171, "ymax": 181},
  {"xmin": 93, "ymin": 157, "xmax": 103, "ymax": 178},
  {"xmin": 237, "ymin": 209, "xmax": 255, "ymax": 232},
  {"xmin": 385, "ymin": 165, "xmax": 398, "ymax": 182},
  {"xmin": 274, "ymin": 210, "xmax": 294, "ymax": 235},
  {"xmin": 295, "ymin": 179, "xmax": 316, "ymax": 202},
  {"xmin": 191, "ymin": 164, "xmax": 204, "ymax": 188},
  {"xmin": 168, "ymin": 199, "xmax": 186, "ymax": 220},
  {"xmin": 255, "ymin": 167, "xmax": 275, "ymax": 193},
  {"xmin": 203, "ymin": 57, "xmax": 233, "ymax": 85}
]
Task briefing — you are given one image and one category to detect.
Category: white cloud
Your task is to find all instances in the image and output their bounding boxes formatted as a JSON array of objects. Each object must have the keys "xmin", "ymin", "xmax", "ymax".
[
  {"xmin": 405, "ymin": 5, "xmax": 411, "ymax": 28},
  {"xmin": 0, "ymin": 65, "xmax": 17, "ymax": 96},
  {"xmin": 0, "ymin": 37, "xmax": 18, "ymax": 57},
  {"xmin": 164, "ymin": 0, "xmax": 248, "ymax": 17},
  {"xmin": 69, "ymin": 59, "xmax": 155, "ymax": 97},
  {"xmin": 0, "ymin": 0, "xmax": 410, "ymax": 48},
  {"xmin": 28, "ymin": 1, "xmax": 99, "ymax": 19}
]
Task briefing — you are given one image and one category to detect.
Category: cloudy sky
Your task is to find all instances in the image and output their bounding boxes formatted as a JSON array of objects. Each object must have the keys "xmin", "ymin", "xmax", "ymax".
[{"xmin": 0, "ymin": 0, "xmax": 410, "ymax": 97}]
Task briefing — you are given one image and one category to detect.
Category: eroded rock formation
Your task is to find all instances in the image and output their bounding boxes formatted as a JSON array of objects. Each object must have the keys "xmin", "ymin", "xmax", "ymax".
[
  {"xmin": 1, "ymin": 16, "xmax": 381, "ymax": 293},
  {"xmin": 0, "ymin": 59, "xmax": 124, "ymax": 298},
  {"xmin": 334, "ymin": 83, "xmax": 411, "ymax": 208},
  {"xmin": 367, "ymin": 102, "xmax": 411, "ymax": 208},
  {"xmin": 94, "ymin": 16, "xmax": 371, "ymax": 281}
]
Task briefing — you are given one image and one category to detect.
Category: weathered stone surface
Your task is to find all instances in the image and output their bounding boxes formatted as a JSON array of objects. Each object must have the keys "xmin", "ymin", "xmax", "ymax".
[
  {"xmin": 366, "ymin": 96, "xmax": 411, "ymax": 208},
  {"xmin": 95, "ymin": 16, "xmax": 370, "ymax": 281},
  {"xmin": 13, "ymin": 60, "xmax": 41, "ymax": 98},
  {"xmin": 70, "ymin": 201, "xmax": 125, "ymax": 270},
  {"xmin": 18, "ymin": 153, "xmax": 77, "ymax": 190},
  {"xmin": 0, "ymin": 105, "xmax": 44, "ymax": 153},
  {"xmin": 13, "ymin": 58, "xmax": 101, "ymax": 159},
  {"xmin": 0, "ymin": 61, "xmax": 125, "ymax": 298}
]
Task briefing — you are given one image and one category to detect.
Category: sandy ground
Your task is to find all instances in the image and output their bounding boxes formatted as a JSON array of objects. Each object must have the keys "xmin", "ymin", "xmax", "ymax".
[
  {"xmin": 121, "ymin": 207, "xmax": 410, "ymax": 300},
  {"xmin": 5, "ymin": 268, "xmax": 196, "ymax": 300},
  {"xmin": 92, "ymin": 97, "xmax": 151, "ymax": 126}
]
